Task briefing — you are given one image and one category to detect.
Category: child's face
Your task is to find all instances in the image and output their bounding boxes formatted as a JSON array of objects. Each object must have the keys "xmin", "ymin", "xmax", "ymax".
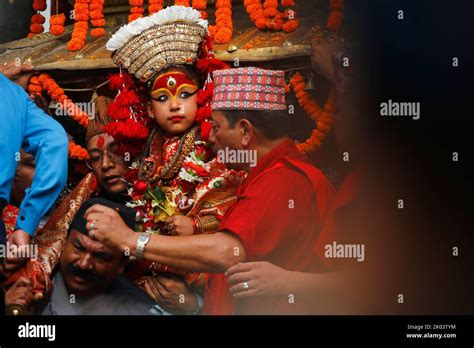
[{"xmin": 148, "ymin": 70, "xmax": 199, "ymax": 135}]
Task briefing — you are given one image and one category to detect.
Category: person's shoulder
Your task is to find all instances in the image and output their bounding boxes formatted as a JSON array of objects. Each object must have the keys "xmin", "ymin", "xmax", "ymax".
[{"xmin": 0, "ymin": 73, "xmax": 27, "ymax": 99}]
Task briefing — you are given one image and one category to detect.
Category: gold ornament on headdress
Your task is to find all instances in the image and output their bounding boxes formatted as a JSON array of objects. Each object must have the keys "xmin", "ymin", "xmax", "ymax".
[{"xmin": 107, "ymin": 6, "xmax": 208, "ymax": 82}]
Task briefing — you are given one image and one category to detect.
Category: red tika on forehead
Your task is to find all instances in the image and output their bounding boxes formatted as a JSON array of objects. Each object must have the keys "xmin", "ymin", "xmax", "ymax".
[
  {"xmin": 151, "ymin": 72, "xmax": 197, "ymax": 97},
  {"xmin": 97, "ymin": 135, "xmax": 105, "ymax": 149}
]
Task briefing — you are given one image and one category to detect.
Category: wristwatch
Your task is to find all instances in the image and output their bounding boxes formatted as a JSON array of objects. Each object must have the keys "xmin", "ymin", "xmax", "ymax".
[{"xmin": 136, "ymin": 232, "xmax": 151, "ymax": 261}]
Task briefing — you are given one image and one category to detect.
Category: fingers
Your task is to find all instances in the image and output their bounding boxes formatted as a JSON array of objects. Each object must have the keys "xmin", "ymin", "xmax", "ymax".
[
  {"xmin": 150, "ymin": 275, "xmax": 168, "ymax": 294},
  {"xmin": 143, "ymin": 280, "xmax": 160, "ymax": 303},
  {"xmin": 226, "ymin": 271, "xmax": 252, "ymax": 287},
  {"xmin": 225, "ymin": 262, "xmax": 253, "ymax": 277},
  {"xmin": 165, "ymin": 216, "xmax": 176, "ymax": 224},
  {"xmin": 14, "ymin": 277, "xmax": 31, "ymax": 288},
  {"xmin": 84, "ymin": 204, "xmax": 111, "ymax": 217},
  {"xmin": 232, "ymin": 288, "xmax": 259, "ymax": 299}
]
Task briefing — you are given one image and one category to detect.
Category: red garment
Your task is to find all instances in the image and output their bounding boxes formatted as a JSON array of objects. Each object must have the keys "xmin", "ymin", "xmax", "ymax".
[{"xmin": 204, "ymin": 140, "xmax": 336, "ymax": 314}]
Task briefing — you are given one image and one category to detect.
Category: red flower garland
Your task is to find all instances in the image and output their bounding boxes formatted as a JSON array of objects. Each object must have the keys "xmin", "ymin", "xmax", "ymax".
[
  {"xmin": 327, "ymin": 0, "xmax": 344, "ymax": 31},
  {"xmin": 104, "ymin": 73, "xmax": 150, "ymax": 155},
  {"xmin": 28, "ymin": 0, "xmax": 47, "ymax": 38}
]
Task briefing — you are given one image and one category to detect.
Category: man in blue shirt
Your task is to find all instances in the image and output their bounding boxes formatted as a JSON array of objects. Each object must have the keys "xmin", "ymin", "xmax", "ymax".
[{"xmin": 0, "ymin": 62, "xmax": 68, "ymax": 273}]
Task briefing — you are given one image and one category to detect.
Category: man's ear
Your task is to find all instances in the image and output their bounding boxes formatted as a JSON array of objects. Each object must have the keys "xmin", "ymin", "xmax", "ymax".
[{"xmin": 238, "ymin": 119, "xmax": 254, "ymax": 147}]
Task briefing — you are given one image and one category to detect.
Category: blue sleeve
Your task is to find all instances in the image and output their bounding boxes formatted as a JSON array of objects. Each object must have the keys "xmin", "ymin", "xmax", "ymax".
[{"xmin": 15, "ymin": 96, "xmax": 68, "ymax": 236}]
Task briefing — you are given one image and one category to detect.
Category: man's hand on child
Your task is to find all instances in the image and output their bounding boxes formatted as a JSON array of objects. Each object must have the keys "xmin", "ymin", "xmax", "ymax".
[{"xmin": 164, "ymin": 216, "xmax": 194, "ymax": 236}]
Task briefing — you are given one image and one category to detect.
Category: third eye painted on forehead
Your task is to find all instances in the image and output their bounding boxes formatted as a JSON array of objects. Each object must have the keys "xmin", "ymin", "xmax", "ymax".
[{"xmin": 150, "ymin": 72, "xmax": 198, "ymax": 101}]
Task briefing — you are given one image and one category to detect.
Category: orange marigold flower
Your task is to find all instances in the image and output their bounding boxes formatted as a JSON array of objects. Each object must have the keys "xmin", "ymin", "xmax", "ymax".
[
  {"xmin": 130, "ymin": 6, "xmax": 145, "ymax": 14},
  {"xmin": 263, "ymin": 7, "xmax": 278, "ymax": 17},
  {"xmin": 282, "ymin": 19, "xmax": 299, "ymax": 32},
  {"xmin": 50, "ymin": 25, "xmax": 65, "ymax": 36},
  {"xmin": 91, "ymin": 28, "xmax": 106, "ymax": 37},
  {"xmin": 255, "ymin": 18, "xmax": 266, "ymax": 29},
  {"xmin": 129, "ymin": 0, "xmax": 143, "ymax": 5},
  {"xmin": 128, "ymin": 13, "xmax": 142, "ymax": 22},
  {"xmin": 192, "ymin": 0, "xmax": 207, "ymax": 10},
  {"xmin": 263, "ymin": 0, "xmax": 278, "ymax": 8},
  {"xmin": 50, "ymin": 13, "xmax": 66, "ymax": 25},
  {"xmin": 91, "ymin": 19, "xmax": 106, "ymax": 27},
  {"xmin": 149, "ymin": 4, "xmax": 163, "ymax": 13},
  {"xmin": 281, "ymin": 0, "xmax": 295, "ymax": 6}
]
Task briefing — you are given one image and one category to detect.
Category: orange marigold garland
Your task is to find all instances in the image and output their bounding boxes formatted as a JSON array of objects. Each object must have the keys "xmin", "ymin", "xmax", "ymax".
[
  {"xmin": 175, "ymin": 0, "xmax": 190, "ymax": 6},
  {"xmin": 244, "ymin": 0, "xmax": 298, "ymax": 33},
  {"xmin": 90, "ymin": 0, "xmax": 106, "ymax": 37},
  {"xmin": 69, "ymin": 139, "xmax": 90, "ymax": 160},
  {"xmin": 36, "ymin": 73, "xmax": 90, "ymax": 127},
  {"xmin": 148, "ymin": 0, "xmax": 164, "ymax": 15},
  {"xmin": 27, "ymin": 76, "xmax": 43, "ymax": 96},
  {"xmin": 191, "ymin": 0, "xmax": 207, "ymax": 19},
  {"xmin": 327, "ymin": 0, "xmax": 344, "ymax": 31},
  {"xmin": 128, "ymin": 0, "xmax": 145, "ymax": 22},
  {"xmin": 68, "ymin": 0, "xmax": 90, "ymax": 51},
  {"xmin": 208, "ymin": 0, "xmax": 232, "ymax": 44},
  {"xmin": 50, "ymin": 13, "xmax": 66, "ymax": 36},
  {"xmin": 289, "ymin": 72, "xmax": 335, "ymax": 154}
]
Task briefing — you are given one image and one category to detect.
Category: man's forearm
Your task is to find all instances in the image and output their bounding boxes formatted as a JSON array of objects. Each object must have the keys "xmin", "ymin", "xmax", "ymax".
[{"xmin": 128, "ymin": 232, "xmax": 246, "ymax": 274}]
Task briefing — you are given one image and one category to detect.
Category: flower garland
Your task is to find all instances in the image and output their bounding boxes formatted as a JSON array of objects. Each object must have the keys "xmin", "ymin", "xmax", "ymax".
[
  {"xmin": 36, "ymin": 73, "xmax": 90, "ymax": 127},
  {"xmin": 28, "ymin": 0, "xmax": 47, "ymax": 38},
  {"xmin": 195, "ymin": 36, "xmax": 229, "ymax": 140},
  {"xmin": 68, "ymin": 0, "xmax": 90, "ymax": 51},
  {"xmin": 208, "ymin": 0, "xmax": 232, "ymax": 44},
  {"xmin": 27, "ymin": 76, "xmax": 43, "ymax": 96},
  {"xmin": 128, "ymin": 0, "xmax": 145, "ymax": 22},
  {"xmin": 148, "ymin": 0, "xmax": 164, "ymax": 15},
  {"xmin": 191, "ymin": 0, "xmax": 207, "ymax": 19},
  {"xmin": 90, "ymin": 0, "xmax": 106, "ymax": 37},
  {"xmin": 50, "ymin": 13, "xmax": 66, "ymax": 36},
  {"xmin": 104, "ymin": 72, "xmax": 151, "ymax": 156},
  {"xmin": 244, "ymin": 0, "xmax": 299, "ymax": 33},
  {"xmin": 327, "ymin": 0, "xmax": 344, "ymax": 31},
  {"xmin": 289, "ymin": 72, "xmax": 335, "ymax": 154},
  {"xmin": 27, "ymin": 75, "xmax": 90, "ymax": 160},
  {"xmin": 175, "ymin": 0, "xmax": 190, "ymax": 6},
  {"xmin": 69, "ymin": 138, "xmax": 90, "ymax": 160}
]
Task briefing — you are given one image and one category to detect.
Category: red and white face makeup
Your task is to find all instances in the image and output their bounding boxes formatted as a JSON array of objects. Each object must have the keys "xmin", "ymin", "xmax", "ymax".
[{"xmin": 148, "ymin": 71, "xmax": 199, "ymax": 135}]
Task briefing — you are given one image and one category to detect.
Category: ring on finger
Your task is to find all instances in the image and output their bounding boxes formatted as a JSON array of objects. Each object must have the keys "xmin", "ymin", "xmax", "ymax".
[
  {"xmin": 89, "ymin": 220, "xmax": 96, "ymax": 230},
  {"xmin": 242, "ymin": 282, "xmax": 250, "ymax": 290}
]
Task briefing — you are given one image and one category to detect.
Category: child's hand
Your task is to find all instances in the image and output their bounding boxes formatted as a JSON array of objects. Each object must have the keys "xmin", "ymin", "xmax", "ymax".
[{"xmin": 164, "ymin": 215, "xmax": 194, "ymax": 236}]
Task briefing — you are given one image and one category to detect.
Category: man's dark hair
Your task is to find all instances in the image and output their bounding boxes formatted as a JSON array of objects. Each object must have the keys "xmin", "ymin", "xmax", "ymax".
[{"xmin": 220, "ymin": 109, "xmax": 290, "ymax": 140}]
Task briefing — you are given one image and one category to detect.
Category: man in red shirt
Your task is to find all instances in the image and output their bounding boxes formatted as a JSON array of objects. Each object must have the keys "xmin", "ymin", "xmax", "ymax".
[
  {"xmin": 84, "ymin": 67, "xmax": 335, "ymax": 315},
  {"xmin": 204, "ymin": 67, "xmax": 336, "ymax": 314}
]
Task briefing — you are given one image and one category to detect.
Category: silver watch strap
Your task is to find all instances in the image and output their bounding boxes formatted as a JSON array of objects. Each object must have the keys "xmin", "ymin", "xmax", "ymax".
[{"xmin": 136, "ymin": 232, "xmax": 151, "ymax": 261}]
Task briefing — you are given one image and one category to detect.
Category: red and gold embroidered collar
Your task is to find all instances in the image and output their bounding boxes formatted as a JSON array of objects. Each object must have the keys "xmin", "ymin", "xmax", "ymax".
[{"xmin": 150, "ymin": 72, "xmax": 197, "ymax": 99}]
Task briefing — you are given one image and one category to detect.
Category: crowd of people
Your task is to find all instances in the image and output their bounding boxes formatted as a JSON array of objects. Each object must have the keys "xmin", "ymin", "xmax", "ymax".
[{"xmin": 1, "ymin": 6, "xmax": 363, "ymax": 315}]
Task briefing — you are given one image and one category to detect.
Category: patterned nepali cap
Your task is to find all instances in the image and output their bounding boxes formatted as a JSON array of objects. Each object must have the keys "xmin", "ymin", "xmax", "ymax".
[{"xmin": 211, "ymin": 67, "xmax": 286, "ymax": 111}]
